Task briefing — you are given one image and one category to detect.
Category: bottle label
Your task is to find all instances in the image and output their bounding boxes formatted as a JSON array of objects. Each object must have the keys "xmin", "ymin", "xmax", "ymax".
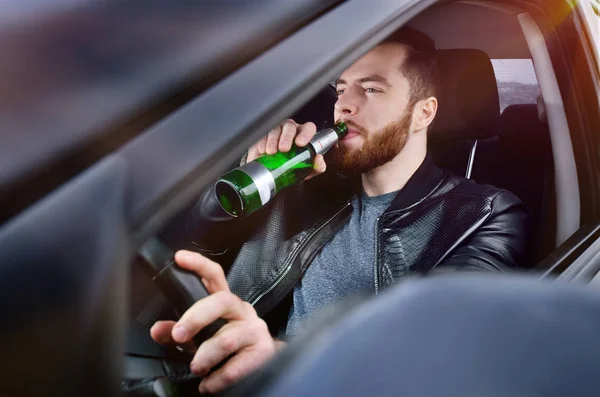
[
  {"xmin": 239, "ymin": 161, "xmax": 276, "ymax": 205},
  {"xmin": 309, "ymin": 128, "xmax": 339, "ymax": 155}
]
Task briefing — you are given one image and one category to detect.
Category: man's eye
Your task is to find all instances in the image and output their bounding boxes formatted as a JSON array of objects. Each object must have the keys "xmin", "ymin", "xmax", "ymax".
[
  {"xmin": 365, "ymin": 88, "xmax": 382, "ymax": 93},
  {"xmin": 336, "ymin": 89, "xmax": 345, "ymax": 96}
]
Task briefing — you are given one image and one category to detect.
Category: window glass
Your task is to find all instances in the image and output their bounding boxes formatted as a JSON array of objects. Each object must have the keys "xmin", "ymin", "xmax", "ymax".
[{"xmin": 491, "ymin": 59, "xmax": 542, "ymax": 112}]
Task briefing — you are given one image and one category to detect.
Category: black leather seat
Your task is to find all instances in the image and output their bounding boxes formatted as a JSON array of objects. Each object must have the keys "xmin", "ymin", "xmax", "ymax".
[
  {"xmin": 475, "ymin": 103, "xmax": 553, "ymax": 220},
  {"xmin": 473, "ymin": 103, "xmax": 555, "ymax": 262},
  {"xmin": 428, "ymin": 49, "xmax": 500, "ymax": 177},
  {"xmin": 430, "ymin": 49, "xmax": 555, "ymax": 265}
]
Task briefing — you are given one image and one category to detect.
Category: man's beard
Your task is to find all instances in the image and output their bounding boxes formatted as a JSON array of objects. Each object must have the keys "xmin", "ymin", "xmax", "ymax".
[{"xmin": 328, "ymin": 110, "xmax": 413, "ymax": 175}]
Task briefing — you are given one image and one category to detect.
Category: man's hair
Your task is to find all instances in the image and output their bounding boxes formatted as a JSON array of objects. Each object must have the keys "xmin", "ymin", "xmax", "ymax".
[{"xmin": 383, "ymin": 27, "xmax": 438, "ymax": 105}]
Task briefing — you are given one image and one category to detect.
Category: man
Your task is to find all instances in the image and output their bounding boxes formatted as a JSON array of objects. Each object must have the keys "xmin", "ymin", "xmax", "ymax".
[{"xmin": 151, "ymin": 27, "xmax": 529, "ymax": 394}]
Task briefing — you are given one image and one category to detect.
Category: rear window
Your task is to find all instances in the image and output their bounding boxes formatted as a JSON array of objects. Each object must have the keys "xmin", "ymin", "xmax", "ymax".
[{"xmin": 491, "ymin": 59, "xmax": 542, "ymax": 112}]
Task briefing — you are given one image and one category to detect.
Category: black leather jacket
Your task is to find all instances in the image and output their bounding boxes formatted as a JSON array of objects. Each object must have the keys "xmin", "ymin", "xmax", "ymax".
[{"xmin": 185, "ymin": 154, "xmax": 529, "ymax": 319}]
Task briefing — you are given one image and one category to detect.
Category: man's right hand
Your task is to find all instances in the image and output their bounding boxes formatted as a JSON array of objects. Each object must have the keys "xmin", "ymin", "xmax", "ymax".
[
  {"xmin": 246, "ymin": 119, "xmax": 327, "ymax": 178},
  {"xmin": 150, "ymin": 251, "xmax": 279, "ymax": 394}
]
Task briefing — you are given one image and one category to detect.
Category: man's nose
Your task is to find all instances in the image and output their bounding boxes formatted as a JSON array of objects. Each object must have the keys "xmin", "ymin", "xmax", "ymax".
[{"xmin": 334, "ymin": 90, "xmax": 359, "ymax": 116}]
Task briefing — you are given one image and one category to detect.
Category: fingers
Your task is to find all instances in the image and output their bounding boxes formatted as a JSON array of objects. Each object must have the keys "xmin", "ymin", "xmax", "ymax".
[
  {"xmin": 266, "ymin": 119, "xmax": 300, "ymax": 154},
  {"xmin": 189, "ymin": 315, "xmax": 266, "ymax": 376},
  {"xmin": 294, "ymin": 122, "xmax": 317, "ymax": 147},
  {"xmin": 265, "ymin": 126, "xmax": 282, "ymax": 155},
  {"xmin": 196, "ymin": 317, "xmax": 275, "ymax": 394},
  {"xmin": 278, "ymin": 120, "xmax": 298, "ymax": 152},
  {"xmin": 247, "ymin": 136, "xmax": 267, "ymax": 162},
  {"xmin": 150, "ymin": 320, "xmax": 177, "ymax": 345},
  {"xmin": 174, "ymin": 250, "xmax": 229, "ymax": 294},
  {"xmin": 247, "ymin": 119, "xmax": 316, "ymax": 160},
  {"xmin": 150, "ymin": 320, "xmax": 197, "ymax": 352},
  {"xmin": 150, "ymin": 249, "xmax": 276, "ymax": 394},
  {"xmin": 171, "ymin": 291, "xmax": 248, "ymax": 345},
  {"xmin": 255, "ymin": 135, "xmax": 267, "ymax": 155},
  {"xmin": 198, "ymin": 348, "xmax": 274, "ymax": 394}
]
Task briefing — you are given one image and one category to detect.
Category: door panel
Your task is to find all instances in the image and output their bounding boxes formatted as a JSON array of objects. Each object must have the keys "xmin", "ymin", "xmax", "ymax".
[
  {"xmin": 0, "ymin": 157, "xmax": 129, "ymax": 396},
  {"xmin": 0, "ymin": 1, "xmax": 439, "ymax": 395}
]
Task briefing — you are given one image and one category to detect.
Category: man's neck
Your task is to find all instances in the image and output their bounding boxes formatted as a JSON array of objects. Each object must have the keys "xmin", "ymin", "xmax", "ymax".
[{"xmin": 360, "ymin": 134, "xmax": 427, "ymax": 197}]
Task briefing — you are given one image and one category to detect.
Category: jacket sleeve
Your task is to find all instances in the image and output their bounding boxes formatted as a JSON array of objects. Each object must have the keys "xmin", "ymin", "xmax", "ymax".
[
  {"xmin": 434, "ymin": 190, "xmax": 531, "ymax": 273},
  {"xmin": 179, "ymin": 154, "xmax": 257, "ymax": 257},
  {"xmin": 183, "ymin": 184, "xmax": 252, "ymax": 257}
]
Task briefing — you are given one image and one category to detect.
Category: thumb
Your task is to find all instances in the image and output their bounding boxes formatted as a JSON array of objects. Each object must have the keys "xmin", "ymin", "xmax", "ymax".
[
  {"xmin": 313, "ymin": 154, "xmax": 327, "ymax": 174},
  {"xmin": 305, "ymin": 154, "xmax": 326, "ymax": 181}
]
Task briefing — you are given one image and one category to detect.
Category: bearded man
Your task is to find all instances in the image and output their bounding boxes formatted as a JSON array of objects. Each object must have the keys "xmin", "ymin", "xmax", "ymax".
[{"xmin": 150, "ymin": 27, "xmax": 529, "ymax": 394}]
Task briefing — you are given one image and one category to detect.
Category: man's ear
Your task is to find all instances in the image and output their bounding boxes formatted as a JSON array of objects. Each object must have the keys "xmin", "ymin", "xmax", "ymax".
[{"xmin": 411, "ymin": 96, "xmax": 438, "ymax": 133}]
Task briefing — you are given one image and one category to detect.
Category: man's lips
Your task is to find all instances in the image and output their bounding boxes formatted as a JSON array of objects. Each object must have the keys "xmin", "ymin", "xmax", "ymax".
[{"xmin": 342, "ymin": 128, "xmax": 361, "ymax": 141}]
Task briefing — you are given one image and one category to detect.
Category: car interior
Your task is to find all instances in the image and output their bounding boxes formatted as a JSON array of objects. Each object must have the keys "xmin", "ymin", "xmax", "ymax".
[
  {"xmin": 294, "ymin": 1, "xmax": 568, "ymax": 266},
  {"xmin": 123, "ymin": 1, "xmax": 591, "ymax": 395},
  {"xmin": 0, "ymin": 1, "xmax": 597, "ymax": 396}
]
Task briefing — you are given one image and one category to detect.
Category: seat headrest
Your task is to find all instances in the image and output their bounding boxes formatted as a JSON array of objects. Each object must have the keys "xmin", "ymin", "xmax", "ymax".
[
  {"xmin": 429, "ymin": 49, "xmax": 500, "ymax": 141},
  {"xmin": 500, "ymin": 104, "xmax": 549, "ymax": 145}
]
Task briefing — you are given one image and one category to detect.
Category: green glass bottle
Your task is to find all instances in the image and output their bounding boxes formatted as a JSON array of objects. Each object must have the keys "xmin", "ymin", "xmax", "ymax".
[{"xmin": 215, "ymin": 122, "xmax": 348, "ymax": 217}]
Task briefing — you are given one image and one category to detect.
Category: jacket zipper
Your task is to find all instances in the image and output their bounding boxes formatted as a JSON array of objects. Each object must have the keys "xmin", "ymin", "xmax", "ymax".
[
  {"xmin": 250, "ymin": 201, "xmax": 352, "ymax": 306},
  {"xmin": 374, "ymin": 216, "xmax": 380, "ymax": 295}
]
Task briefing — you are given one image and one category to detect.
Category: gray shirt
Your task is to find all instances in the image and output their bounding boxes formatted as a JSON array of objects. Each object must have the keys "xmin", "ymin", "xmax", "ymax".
[{"xmin": 286, "ymin": 189, "xmax": 397, "ymax": 335}]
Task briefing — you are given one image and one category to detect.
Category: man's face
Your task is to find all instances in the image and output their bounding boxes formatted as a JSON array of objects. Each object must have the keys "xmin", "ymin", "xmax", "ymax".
[{"xmin": 331, "ymin": 43, "xmax": 414, "ymax": 174}]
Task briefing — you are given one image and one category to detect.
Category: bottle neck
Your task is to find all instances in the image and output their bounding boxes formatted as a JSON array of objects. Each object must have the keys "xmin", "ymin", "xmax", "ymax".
[
  {"xmin": 309, "ymin": 126, "xmax": 343, "ymax": 155},
  {"xmin": 333, "ymin": 122, "xmax": 348, "ymax": 139}
]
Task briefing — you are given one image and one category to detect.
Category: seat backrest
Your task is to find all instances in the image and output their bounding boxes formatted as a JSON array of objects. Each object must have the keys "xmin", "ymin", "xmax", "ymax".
[
  {"xmin": 429, "ymin": 49, "xmax": 555, "ymax": 265},
  {"xmin": 473, "ymin": 103, "xmax": 555, "ymax": 262},
  {"xmin": 475, "ymin": 104, "xmax": 551, "ymax": 210}
]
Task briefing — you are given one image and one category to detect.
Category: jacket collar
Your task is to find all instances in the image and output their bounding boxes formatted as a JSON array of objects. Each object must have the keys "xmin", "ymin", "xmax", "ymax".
[
  {"xmin": 322, "ymin": 153, "xmax": 445, "ymax": 210},
  {"xmin": 387, "ymin": 152, "xmax": 445, "ymax": 211}
]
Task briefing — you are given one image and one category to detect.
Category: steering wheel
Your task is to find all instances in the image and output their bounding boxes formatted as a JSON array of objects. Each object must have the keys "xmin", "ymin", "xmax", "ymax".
[{"xmin": 122, "ymin": 237, "xmax": 226, "ymax": 396}]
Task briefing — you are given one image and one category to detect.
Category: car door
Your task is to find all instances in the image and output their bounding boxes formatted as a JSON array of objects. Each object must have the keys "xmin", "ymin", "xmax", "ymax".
[
  {"xmin": 0, "ymin": 1, "xmax": 438, "ymax": 396},
  {"xmin": 523, "ymin": 0, "xmax": 600, "ymax": 281},
  {"xmin": 1, "ymin": 0, "xmax": 597, "ymax": 395}
]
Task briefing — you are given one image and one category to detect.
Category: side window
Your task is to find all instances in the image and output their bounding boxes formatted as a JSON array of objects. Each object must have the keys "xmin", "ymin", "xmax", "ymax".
[{"xmin": 491, "ymin": 59, "xmax": 542, "ymax": 113}]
